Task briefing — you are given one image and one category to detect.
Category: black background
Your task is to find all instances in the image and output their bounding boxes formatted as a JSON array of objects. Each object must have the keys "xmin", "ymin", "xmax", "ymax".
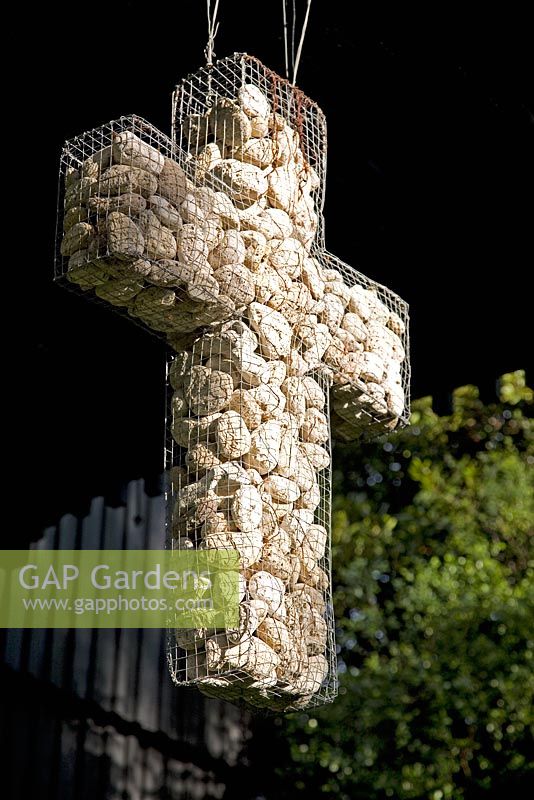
[{"xmin": 7, "ymin": 2, "xmax": 532, "ymax": 539}]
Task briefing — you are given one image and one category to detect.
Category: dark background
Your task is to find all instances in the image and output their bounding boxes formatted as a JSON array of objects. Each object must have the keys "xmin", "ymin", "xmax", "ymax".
[{"xmin": 8, "ymin": 2, "xmax": 532, "ymax": 539}]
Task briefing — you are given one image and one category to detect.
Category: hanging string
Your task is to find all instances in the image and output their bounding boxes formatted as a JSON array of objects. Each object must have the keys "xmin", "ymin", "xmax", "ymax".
[
  {"xmin": 282, "ymin": 0, "xmax": 289, "ymax": 79},
  {"xmin": 291, "ymin": 0, "xmax": 297, "ymax": 79},
  {"xmin": 282, "ymin": 0, "xmax": 313, "ymax": 85},
  {"xmin": 293, "ymin": 0, "xmax": 312, "ymax": 85},
  {"xmin": 204, "ymin": 0, "xmax": 220, "ymax": 67}
]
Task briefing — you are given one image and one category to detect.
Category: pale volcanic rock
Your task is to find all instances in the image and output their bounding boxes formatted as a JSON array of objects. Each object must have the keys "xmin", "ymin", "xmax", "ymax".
[
  {"xmin": 241, "ymin": 229, "xmax": 269, "ymax": 271},
  {"xmin": 228, "ymin": 389, "xmax": 263, "ymax": 430},
  {"xmin": 319, "ymin": 293, "xmax": 345, "ymax": 332},
  {"xmin": 248, "ymin": 383, "xmax": 287, "ymax": 420},
  {"xmin": 208, "ymin": 229, "xmax": 246, "ymax": 268},
  {"xmin": 247, "ymin": 302, "xmax": 292, "ymax": 358},
  {"xmin": 148, "ymin": 195, "xmax": 183, "ymax": 231},
  {"xmin": 157, "ymin": 157, "xmax": 189, "ymax": 205},
  {"xmin": 243, "ymin": 420, "xmax": 283, "ymax": 474},
  {"xmin": 262, "ymin": 474, "xmax": 301, "ymax": 504},
  {"xmin": 359, "ymin": 351, "xmax": 385, "ymax": 384},
  {"xmin": 184, "ymin": 366, "xmax": 234, "ymax": 416},
  {"xmin": 138, "ymin": 210, "xmax": 177, "ymax": 259},
  {"xmin": 267, "ymin": 237, "xmax": 305, "ymax": 279},
  {"xmin": 212, "ymin": 191, "xmax": 240, "ymax": 229},
  {"xmin": 248, "ymin": 571, "xmax": 286, "ymax": 618},
  {"xmin": 209, "ymin": 97, "xmax": 252, "ymax": 149},
  {"xmin": 112, "ymin": 131, "xmax": 164, "ymax": 175},
  {"xmin": 177, "ymin": 224, "xmax": 210, "ymax": 266},
  {"xmin": 300, "ymin": 408, "xmax": 329, "ymax": 444},
  {"xmin": 98, "ymin": 164, "xmax": 158, "ymax": 197},
  {"xmin": 267, "ymin": 165, "xmax": 299, "ymax": 213},
  {"xmin": 60, "ymin": 222, "xmax": 95, "ymax": 257},
  {"xmin": 214, "ymin": 411, "xmax": 252, "ymax": 459},
  {"xmin": 232, "ymin": 137, "xmax": 274, "ymax": 169},
  {"xmin": 213, "ymin": 264, "xmax": 255, "ymax": 306},
  {"xmin": 341, "ymin": 312, "xmax": 368, "ymax": 343},
  {"xmin": 238, "ymin": 84, "xmax": 270, "ymax": 120},
  {"xmin": 211, "ymin": 159, "xmax": 268, "ymax": 204}
]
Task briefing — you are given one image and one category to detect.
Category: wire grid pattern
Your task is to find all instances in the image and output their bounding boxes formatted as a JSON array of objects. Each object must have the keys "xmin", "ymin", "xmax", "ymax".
[
  {"xmin": 165, "ymin": 325, "xmax": 338, "ymax": 713},
  {"xmin": 320, "ymin": 252, "xmax": 411, "ymax": 438},
  {"xmin": 172, "ymin": 52, "xmax": 410, "ymax": 439},
  {"xmin": 55, "ymin": 115, "xmax": 252, "ymax": 343},
  {"xmin": 53, "ymin": 53, "xmax": 410, "ymax": 714},
  {"xmin": 55, "ymin": 56, "xmax": 410, "ymax": 439},
  {"xmin": 173, "ymin": 52, "xmax": 328, "ymax": 244}
]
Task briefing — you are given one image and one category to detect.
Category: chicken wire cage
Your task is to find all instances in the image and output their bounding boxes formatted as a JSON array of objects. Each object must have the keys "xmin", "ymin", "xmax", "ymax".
[
  {"xmin": 172, "ymin": 53, "xmax": 411, "ymax": 441},
  {"xmin": 54, "ymin": 54, "xmax": 410, "ymax": 441},
  {"xmin": 54, "ymin": 114, "xmax": 269, "ymax": 345},
  {"xmin": 164, "ymin": 322, "xmax": 337, "ymax": 712},
  {"xmin": 323, "ymin": 252, "xmax": 411, "ymax": 442},
  {"xmin": 53, "ymin": 52, "xmax": 411, "ymax": 712}
]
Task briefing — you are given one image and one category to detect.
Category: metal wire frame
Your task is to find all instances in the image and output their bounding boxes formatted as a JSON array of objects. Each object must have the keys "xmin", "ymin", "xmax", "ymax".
[
  {"xmin": 53, "ymin": 55, "xmax": 410, "ymax": 714},
  {"xmin": 161, "ymin": 54, "xmax": 411, "ymax": 711},
  {"xmin": 55, "ymin": 115, "xmax": 178, "ymax": 284},
  {"xmin": 320, "ymin": 253, "xmax": 412, "ymax": 436},
  {"xmin": 172, "ymin": 53, "xmax": 329, "ymax": 245},
  {"xmin": 55, "ymin": 60, "xmax": 410, "ymax": 437},
  {"xmin": 55, "ymin": 115, "xmax": 256, "ymax": 342},
  {"xmin": 164, "ymin": 327, "xmax": 338, "ymax": 713},
  {"xmin": 172, "ymin": 53, "xmax": 411, "ymax": 437}
]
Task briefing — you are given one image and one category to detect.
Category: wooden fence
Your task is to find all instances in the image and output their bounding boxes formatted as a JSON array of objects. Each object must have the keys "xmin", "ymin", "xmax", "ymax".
[{"xmin": 0, "ymin": 480, "xmax": 252, "ymax": 800}]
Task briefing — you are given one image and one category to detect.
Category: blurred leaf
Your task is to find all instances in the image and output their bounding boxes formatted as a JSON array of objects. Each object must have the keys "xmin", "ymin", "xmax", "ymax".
[{"xmin": 269, "ymin": 372, "xmax": 534, "ymax": 800}]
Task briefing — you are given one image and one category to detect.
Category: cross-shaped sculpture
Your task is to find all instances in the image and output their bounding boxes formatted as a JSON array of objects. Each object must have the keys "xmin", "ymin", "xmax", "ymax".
[{"xmin": 56, "ymin": 54, "xmax": 410, "ymax": 712}]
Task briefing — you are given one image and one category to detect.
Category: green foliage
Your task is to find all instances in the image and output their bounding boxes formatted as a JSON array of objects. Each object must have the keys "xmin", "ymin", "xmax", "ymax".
[{"xmin": 273, "ymin": 371, "xmax": 533, "ymax": 799}]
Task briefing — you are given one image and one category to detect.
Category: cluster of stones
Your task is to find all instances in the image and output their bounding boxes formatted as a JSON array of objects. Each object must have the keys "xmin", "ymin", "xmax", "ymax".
[
  {"xmin": 60, "ymin": 85, "xmax": 406, "ymax": 433},
  {"xmin": 170, "ymin": 319, "xmax": 331, "ymax": 711},
  {"xmin": 59, "ymin": 80, "xmax": 408, "ymax": 710}
]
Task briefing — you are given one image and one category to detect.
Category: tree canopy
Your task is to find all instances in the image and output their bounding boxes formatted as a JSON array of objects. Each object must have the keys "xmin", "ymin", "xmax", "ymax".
[{"xmin": 253, "ymin": 371, "xmax": 533, "ymax": 800}]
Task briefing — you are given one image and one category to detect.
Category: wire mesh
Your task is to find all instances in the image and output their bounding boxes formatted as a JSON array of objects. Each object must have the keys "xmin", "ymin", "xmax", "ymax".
[
  {"xmin": 54, "ymin": 52, "xmax": 411, "ymax": 712},
  {"xmin": 163, "ymin": 53, "xmax": 411, "ymax": 711},
  {"xmin": 171, "ymin": 53, "xmax": 411, "ymax": 438},
  {"xmin": 55, "ymin": 54, "xmax": 410, "ymax": 439},
  {"xmin": 165, "ymin": 324, "xmax": 337, "ymax": 712},
  {"xmin": 55, "ymin": 115, "xmax": 251, "ymax": 343}
]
